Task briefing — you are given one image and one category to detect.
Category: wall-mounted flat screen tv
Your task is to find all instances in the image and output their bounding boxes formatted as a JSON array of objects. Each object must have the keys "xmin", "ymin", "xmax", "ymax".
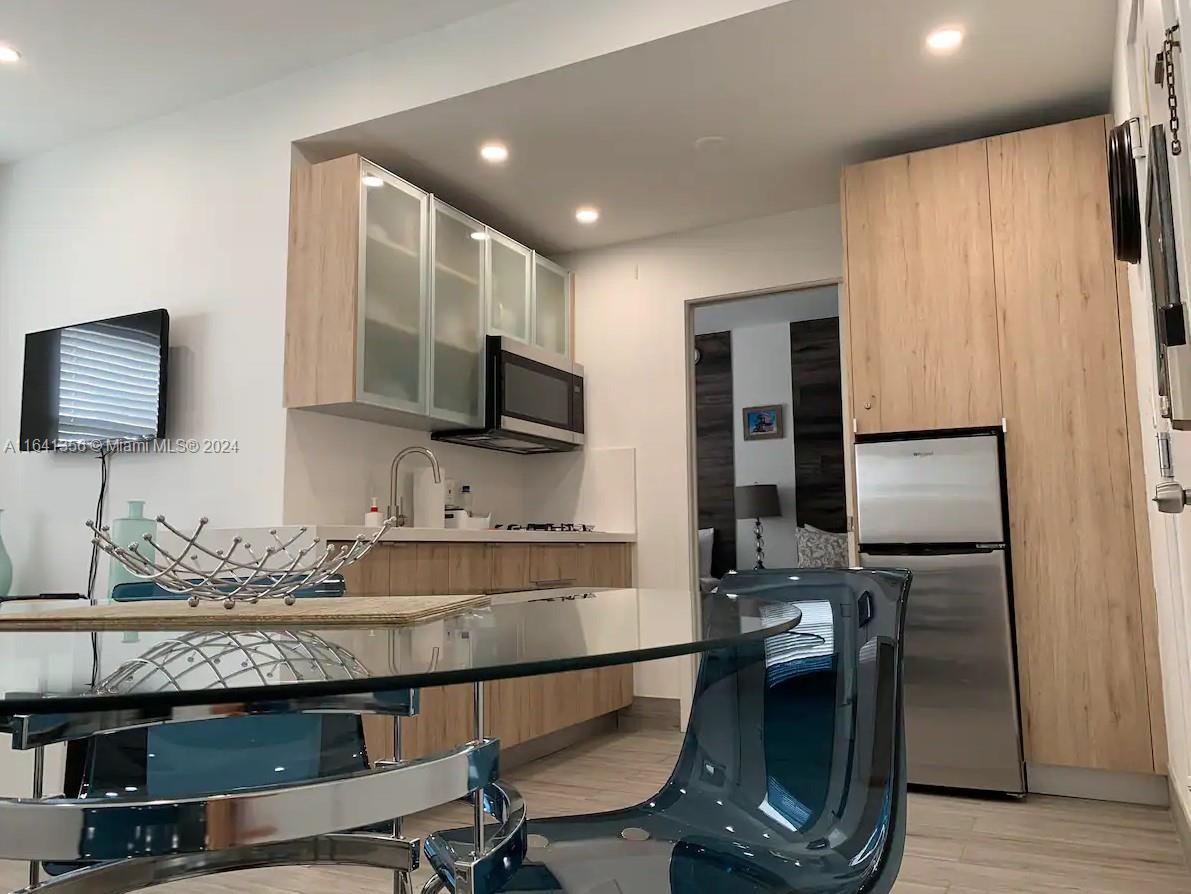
[{"xmin": 19, "ymin": 309, "xmax": 170, "ymax": 451}]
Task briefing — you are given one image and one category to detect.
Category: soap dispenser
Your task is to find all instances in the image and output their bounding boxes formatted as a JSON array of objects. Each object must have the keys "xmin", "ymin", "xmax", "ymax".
[{"xmin": 364, "ymin": 497, "xmax": 383, "ymax": 527}]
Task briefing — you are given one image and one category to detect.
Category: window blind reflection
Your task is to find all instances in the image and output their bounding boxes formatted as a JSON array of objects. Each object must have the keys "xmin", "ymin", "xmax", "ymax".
[
  {"xmin": 57, "ymin": 321, "xmax": 161, "ymax": 444},
  {"xmin": 762, "ymin": 600, "xmax": 834, "ymax": 683}
]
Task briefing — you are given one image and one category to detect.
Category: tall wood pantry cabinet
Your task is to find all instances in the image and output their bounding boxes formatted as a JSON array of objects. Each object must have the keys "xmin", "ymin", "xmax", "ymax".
[{"xmin": 842, "ymin": 117, "xmax": 1166, "ymax": 779}]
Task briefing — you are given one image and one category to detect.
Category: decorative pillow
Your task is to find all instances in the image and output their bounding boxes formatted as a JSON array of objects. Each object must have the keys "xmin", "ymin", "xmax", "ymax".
[
  {"xmin": 697, "ymin": 528, "xmax": 715, "ymax": 579},
  {"xmin": 797, "ymin": 524, "xmax": 849, "ymax": 568}
]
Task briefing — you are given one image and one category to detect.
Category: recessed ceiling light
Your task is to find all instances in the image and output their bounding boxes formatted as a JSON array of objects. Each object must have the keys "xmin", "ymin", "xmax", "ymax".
[
  {"xmin": 470, "ymin": 231, "xmax": 489, "ymax": 241},
  {"xmin": 575, "ymin": 206, "xmax": 600, "ymax": 224},
  {"xmin": 0, "ymin": 45, "xmax": 21, "ymax": 64},
  {"xmin": 926, "ymin": 26, "xmax": 964, "ymax": 54},
  {"xmin": 362, "ymin": 173, "xmax": 384, "ymax": 188},
  {"xmin": 480, "ymin": 142, "xmax": 509, "ymax": 163}
]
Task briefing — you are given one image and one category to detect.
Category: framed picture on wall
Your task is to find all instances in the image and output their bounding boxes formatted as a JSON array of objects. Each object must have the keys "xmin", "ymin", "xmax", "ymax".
[{"xmin": 742, "ymin": 404, "xmax": 784, "ymax": 440}]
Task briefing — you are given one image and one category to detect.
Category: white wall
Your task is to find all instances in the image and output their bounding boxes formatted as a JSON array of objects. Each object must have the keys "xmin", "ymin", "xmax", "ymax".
[
  {"xmin": 731, "ymin": 324, "xmax": 799, "ymax": 569},
  {"xmin": 0, "ymin": 0, "xmax": 786, "ymax": 594},
  {"xmin": 282, "ymin": 409, "xmax": 639, "ymax": 532},
  {"xmin": 283, "ymin": 411, "xmax": 531, "ymax": 526},
  {"xmin": 563, "ymin": 204, "xmax": 843, "ymax": 698},
  {"xmin": 1113, "ymin": 0, "xmax": 1191, "ymax": 828},
  {"xmin": 0, "ymin": 0, "xmax": 793, "ymax": 797}
]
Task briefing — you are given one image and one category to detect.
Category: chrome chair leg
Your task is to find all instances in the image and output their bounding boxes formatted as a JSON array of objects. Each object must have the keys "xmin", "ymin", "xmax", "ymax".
[
  {"xmin": 393, "ymin": 714, "xmax": 412, "ymax": 894},
  {"xmin": 423, "ymin": 782, "xmax": 527, "ymax": 894},
  {"xmin": 28, "ymin": 745, "xmax": 44, "ymax": 888},
  {"xmin": 472, "ymin": 682, "xmax": 485, "ymax": 855},
  {"xmin": 420, "ymin": 877, "xmax": 445, "ymax": 894}
]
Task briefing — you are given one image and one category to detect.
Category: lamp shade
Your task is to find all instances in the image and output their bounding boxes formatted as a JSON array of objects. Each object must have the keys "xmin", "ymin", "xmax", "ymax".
[{"xmin": 735, "ymin": 484, "xmax": 781, "ymax": 519}]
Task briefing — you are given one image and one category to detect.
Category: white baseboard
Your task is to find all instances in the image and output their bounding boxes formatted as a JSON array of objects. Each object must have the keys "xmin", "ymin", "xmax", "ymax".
[
  {"xmin": 1026, "ymin": 763, "xmax": 1169, "ymax": 806},
  {"xmin": 1171, "ymin": 777, "xmax": 1191, "ymax": 869}
]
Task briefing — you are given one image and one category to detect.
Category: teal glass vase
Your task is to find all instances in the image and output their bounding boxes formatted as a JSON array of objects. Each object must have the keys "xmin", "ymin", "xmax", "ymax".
[
  {"xmin": 0, "ymin": 509, "xmax": 12, "ymax": 598},
  {"xmin": 107, "ymin": 501, "xmax": 156, "ymax": 601}
]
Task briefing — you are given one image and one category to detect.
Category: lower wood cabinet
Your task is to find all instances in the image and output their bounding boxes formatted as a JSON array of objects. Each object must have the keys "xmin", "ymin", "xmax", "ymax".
[
  {"xmin": 341, "ymin": 542, "xmax": 634, "ymax": 595},
  {"xmin": 336, "ymin": 540, "xmax": 636, "ymax": 761}
]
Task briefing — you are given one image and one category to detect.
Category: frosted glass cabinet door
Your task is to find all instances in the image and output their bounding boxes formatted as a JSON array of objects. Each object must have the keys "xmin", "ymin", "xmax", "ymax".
[
  {"xmin": 487, "ymin": 231, "xmax": 531, "ymax": 341},
  {"xmin": 533, "ymin": 255, "xmax": 571, "ymax": 357},
  {"xmin": 430, "ymin": 200, "xmax": 486, "ymax": 426},
  {"xmin": 359, "ymin": 163, "xmax": 429, "ymax": 412}
]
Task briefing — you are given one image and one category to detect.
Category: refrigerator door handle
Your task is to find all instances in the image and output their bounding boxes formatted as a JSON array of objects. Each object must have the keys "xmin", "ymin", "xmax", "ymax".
[{"xmin": 858, "ymin": 543, "xmax": 1004, "ymax": 557}]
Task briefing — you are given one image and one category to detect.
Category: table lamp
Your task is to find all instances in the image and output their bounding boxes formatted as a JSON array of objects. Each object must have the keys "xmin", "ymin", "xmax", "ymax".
[{"xmin": 735, "ymin": 484, "xmax": 781, "ymax": 570}]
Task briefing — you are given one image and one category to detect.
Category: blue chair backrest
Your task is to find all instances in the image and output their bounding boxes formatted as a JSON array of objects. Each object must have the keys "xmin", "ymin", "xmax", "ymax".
[{"xmin": 665, "ymin": 567, "xmax": 911, "ymax": 893}]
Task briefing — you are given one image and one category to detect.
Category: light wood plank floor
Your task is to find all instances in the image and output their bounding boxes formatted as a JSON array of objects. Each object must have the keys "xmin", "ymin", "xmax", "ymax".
[{"xmin": 2, "ymin": 729, "xmax": 1187, "ymax": 893}]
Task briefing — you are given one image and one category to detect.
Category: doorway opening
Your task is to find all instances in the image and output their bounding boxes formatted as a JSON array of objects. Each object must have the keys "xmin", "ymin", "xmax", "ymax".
[{"xmin": 688, "ymin": 283, "xmax": 848, "ymax": 593}]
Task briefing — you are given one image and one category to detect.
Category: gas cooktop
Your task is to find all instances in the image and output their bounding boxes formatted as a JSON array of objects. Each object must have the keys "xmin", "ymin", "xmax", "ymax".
[{"xmin": 498, "ymin": 523, "xmax": 596, "ymax": 532}]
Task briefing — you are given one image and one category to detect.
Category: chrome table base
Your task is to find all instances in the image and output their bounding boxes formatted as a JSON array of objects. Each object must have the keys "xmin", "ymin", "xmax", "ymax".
[
  {"xmin": 3, "ymin": 683, "xmax": 522, "ymax": 894},
  {"xmin": 12, "ymin": 833, "xmax": 421, "ymax": 894},
  {"xmin": 28, "ymin": 746, "xmax": 44, "ymax": 888}
]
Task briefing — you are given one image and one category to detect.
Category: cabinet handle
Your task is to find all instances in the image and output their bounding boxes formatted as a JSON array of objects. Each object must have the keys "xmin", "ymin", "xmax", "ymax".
[{"xmin": 531, "ymin": 578, "xmax": 576, "ymax": 588}]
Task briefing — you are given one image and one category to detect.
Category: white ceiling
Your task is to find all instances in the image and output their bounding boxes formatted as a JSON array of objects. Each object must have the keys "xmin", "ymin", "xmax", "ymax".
[
  {"xmin": 0, "ymin": 0, "xmax": 513, "ymax": 161},
  {"xmin": 303, "ymin": 0, "xmax": 1118, "ymax": 254}
]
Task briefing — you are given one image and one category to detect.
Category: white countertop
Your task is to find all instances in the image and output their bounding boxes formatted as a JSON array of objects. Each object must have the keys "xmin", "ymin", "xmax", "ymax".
[{"xmin": 227, "ymin": 526, "xmax": 637, "ymax": 544}]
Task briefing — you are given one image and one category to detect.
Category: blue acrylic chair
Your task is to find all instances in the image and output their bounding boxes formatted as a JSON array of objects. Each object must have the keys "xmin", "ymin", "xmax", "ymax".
[
  {"xmin": 44, "ymin": 582, "xmax": 392, "ymax": 876},
  {"xmin": 46, "ymin": 713, "xmax": 373, "ymax": 874},
  {"xmin": 424, "ymin": 567, "xmax": 912, "ymax": 894}
]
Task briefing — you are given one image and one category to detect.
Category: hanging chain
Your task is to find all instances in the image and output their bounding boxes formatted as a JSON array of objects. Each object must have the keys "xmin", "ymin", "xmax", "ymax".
[{"xmin": 1166, "ymin": 23, "xmax": 1182, "ymax": 155}]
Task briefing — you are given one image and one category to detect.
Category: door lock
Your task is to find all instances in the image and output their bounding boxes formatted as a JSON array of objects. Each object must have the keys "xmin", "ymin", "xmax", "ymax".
[{"xmin": 1154, "ymin": 480, "xmax": 1191, "ymax": 513}]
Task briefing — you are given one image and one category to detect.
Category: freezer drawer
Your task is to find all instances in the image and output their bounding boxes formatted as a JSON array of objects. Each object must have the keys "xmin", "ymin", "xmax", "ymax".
[
  {"xmin": 856, "ymin": 434, "xmax": 1004, "ymax": 544},
  {"xmin": 861, "ymin": 549, "xmax": 1024, "ymax": 793}
]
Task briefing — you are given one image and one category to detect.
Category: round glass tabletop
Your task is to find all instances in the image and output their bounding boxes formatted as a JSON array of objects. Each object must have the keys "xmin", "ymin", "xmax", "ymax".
[{"xmin": 0, "ymin": 588, "xmax": 801, "ymax": 716}]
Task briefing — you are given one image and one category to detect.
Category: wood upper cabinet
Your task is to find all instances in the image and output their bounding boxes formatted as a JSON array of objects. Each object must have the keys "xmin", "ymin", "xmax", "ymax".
[
  {"xmin": 843, "ymin": 141, "xmax": 1003, "ymax": 433},
  {"xmin": 987, "ymin": 117, "xmax": 1153, "ymax": 772},
  {"xmin": 285, "ymin": 154, "xmax": 576, "ymax": 432},
  {"xmin": 286, "ymin": 155, "xmax": 432, "ymax": 420}
]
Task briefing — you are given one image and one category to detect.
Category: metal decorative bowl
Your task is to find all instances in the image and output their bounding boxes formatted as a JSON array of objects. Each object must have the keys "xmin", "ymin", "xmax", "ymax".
[
  {"xmin": 98, "ymin": 629, "xmax": 369, "ymax": 693},
  {"xmin": 87, "ymin": 516, "xmax": 395, "ymax": 609}
]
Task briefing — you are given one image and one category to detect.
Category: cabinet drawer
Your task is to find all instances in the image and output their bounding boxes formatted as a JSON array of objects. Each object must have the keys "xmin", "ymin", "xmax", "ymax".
[
  {"xmin": 576, "ymin": 543, "xmax": 633, "ymax": 587},
  {"xmin": 448, "ymin": 543, "xmax": 489, "ymax": 593},
  {"xmin": 340, "ymin": 544, "xmax": 391, "ymax": 596},
  {"xmin": 529, "ymin": 545, "xmax": 581, "ymax": 587},
  {"xmin": 387, "ymin": 544, "xmax": 418, "ymax": 595},
  {"xmin": 489, "ymin": 544, "xmax": 532, "ymax": 591}
]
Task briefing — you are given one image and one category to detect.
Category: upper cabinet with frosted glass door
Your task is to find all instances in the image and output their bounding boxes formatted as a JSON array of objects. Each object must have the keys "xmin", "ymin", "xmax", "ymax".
[
  {"xmin": 284, "ymin": 153, "xmax": 572, "ymax": 429},
  {"xmin": 429, "ymin": 199, "xmax": 486, "ymax": 427},
  {"xmin": 532, "ymin": 254, "xmax": 571, "ymax": 358},
  {"xmin": 284, "ymin": 154, "xmax": 433, "ymax": 425},
  {"xmin": 359, "ymin": 160, "xmax": 430, "ymax": 415},
  {"xmin": 486, "ymin": 229, "xmax": 532, "ymax": 343}
]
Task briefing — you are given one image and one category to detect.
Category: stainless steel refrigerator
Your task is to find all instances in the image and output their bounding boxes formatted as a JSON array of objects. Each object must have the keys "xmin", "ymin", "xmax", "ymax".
[{"xmin": 856, "ymin": 428, "xmax": 1025, "ymax": 794}]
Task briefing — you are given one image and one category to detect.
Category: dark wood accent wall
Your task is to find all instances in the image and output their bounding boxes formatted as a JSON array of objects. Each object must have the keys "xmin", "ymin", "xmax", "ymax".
[
  {"xmin": 693, "ymin": 333, "xmax": 736, "ymax": 577},
  {"xmin": 790, "ymin": 318, "xmax": 846, "ymax": 533}
]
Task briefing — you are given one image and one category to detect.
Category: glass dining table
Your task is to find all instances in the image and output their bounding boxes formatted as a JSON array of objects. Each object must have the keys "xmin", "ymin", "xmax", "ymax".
[{"xmin": 0, "ymin": 587, "xmax": 801, "ymax": 894}]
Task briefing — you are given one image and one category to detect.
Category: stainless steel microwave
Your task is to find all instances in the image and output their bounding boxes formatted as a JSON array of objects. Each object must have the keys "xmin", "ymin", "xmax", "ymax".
[{"xmin": 431, "ymin": 336, "xmax": 584, "ymax": 454}]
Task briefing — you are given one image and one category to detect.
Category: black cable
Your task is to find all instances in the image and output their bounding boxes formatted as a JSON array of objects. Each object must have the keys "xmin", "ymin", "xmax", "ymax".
[
  {"xmin": 85, "ymin": 448, "xmax": 111, "ymax": 604},
  {"xmin": 86, "ymin": 448, "xmax": 111, "ymax": 686}
]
